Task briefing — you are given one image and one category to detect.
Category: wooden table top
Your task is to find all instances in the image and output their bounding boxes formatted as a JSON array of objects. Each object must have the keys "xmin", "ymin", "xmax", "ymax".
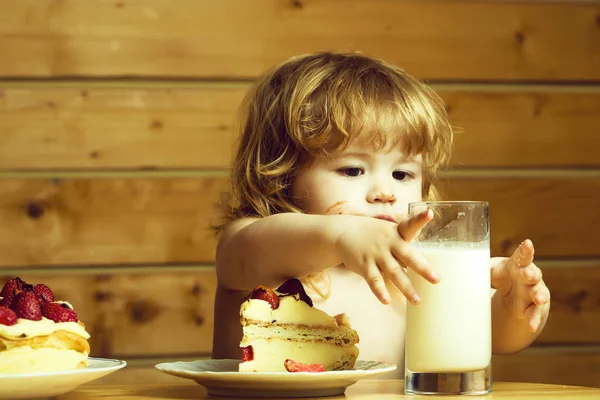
[{"xmin": 58, "ymin": 380, "xmax": 600, "ymax": 399}]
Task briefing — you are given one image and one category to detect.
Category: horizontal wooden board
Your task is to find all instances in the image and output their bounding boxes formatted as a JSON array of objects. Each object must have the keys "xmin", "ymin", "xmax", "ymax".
[
  {"xmin": 0, "ymin": 86, "xmax": 242, "ymax": 170},
  {"xmin": 0, "ymin": 177, "xmax": 226, "ymax": 266},
  {"xmin": 1, "ymin": 87, "xmax": 599, "ymax": 169},
  {"xmin": 87, "ymin": 348, "xmax": 600, "ymax": 388},
  {"xmin": 534, "ymin": 265, "xmax": 600, "ymax": 345},
  {"xmin": 437, "ymin": 88, "xmax": 600, "ymax": 168},
  {"xmin": 492, "ymin": 347, "xmax": 600, "ymax": 388},
  {"xmin": 0, "ymin": 1, "xmax": 598, "ymax": 80},
  {"xmin": 0, "ymin": 264, "xmax": 596, "ymax": 363},
  {"xmin": 0, "ymin": 175, "xmax": 598, "ymax": 267},
  {"xmin": 440, "ymin": 176, "xmax": 600, "ymax": 257},
  {"xmin": 0, "ymin": 269, "xmax": 217, "ymax": 357},
  {"xmin": 91, "ymin": 347, "xmax": 600, "ymax": 388}
]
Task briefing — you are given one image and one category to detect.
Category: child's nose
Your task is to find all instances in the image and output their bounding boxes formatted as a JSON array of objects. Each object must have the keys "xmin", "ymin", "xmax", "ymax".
[{"xmin": 368, "ymin": 190, "xmax": 397, "ymax": 204}]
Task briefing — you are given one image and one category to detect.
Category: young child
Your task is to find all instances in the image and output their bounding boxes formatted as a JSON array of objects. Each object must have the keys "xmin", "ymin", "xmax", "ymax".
[{"xmin": 211, "ymin": 52, "xmax": 550, "ymax": 372}]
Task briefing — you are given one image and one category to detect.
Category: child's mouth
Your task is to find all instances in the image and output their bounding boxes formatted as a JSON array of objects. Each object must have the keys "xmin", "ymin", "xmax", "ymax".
[{"xmin": 374, "ymin": 214, "xmax": 396, "ymax": 223}]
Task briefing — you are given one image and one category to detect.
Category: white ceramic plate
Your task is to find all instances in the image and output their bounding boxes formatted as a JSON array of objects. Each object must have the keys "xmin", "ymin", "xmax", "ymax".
[
  {"xmin": 155, "ymin": 359, "xmax": 397, "ymax": 397},
  {"xmin": 0, "ymin": 357, "xmax": 127, "ymax": 399}
]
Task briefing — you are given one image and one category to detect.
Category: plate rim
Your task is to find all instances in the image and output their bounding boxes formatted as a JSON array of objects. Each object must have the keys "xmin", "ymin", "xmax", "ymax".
[
  {"xmin": 155, "ymin": 358, "xmax": 397, "ymax": 377},
  {"xmin": 0, "ymin": 357, "xmax": 127, "ymax": 379}
]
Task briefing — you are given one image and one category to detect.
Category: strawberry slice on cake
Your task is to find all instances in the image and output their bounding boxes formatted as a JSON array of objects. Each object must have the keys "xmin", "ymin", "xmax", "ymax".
[{"xmin": 239, "ymin": 279, "xmax": 359, "ymax": 372}]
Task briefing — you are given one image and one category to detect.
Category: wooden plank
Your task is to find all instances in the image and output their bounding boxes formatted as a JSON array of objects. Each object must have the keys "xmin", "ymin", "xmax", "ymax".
[
  {"xmin": 438, "ymin": 89, "xmax": 600, "ymax": 167},
  {"xmin": 534, "ymin": 265, "xmax": 600, "ymax": 345},
  {"xmin": 440, "ymin": 176, "xmax": 600, "ymax": 257},
  {"xmin": 0, "ymin": 1, "xmax": 598, "ymax": 80},
  {"xmin": 90, "ymin": 348, "xmax": 600, "ymax": 388},
  {"xmin": 492, "ymin": 347, "xmax": 600, "ymax": 388},
  {"xmin": 0, "ymin": 86, "xmax": 243, "ymax": 170},
  {"xmin": 0, "ymin": 175, "xmax": 598, "ymax": 267},
  {"xmin": 0, "ymin": 177, "xmax": 227, "ymax": 266},
  {"xmin": 93, "ymin": 356, "xmax": 203, "ymax": 385},
  {"xmin": 0, "ymin": 264, "xmax": 596, "ymax": 361},
  {"xmin": 1, "ymin": 86, "xmax": 599, "ymax": 169},
  {"xmin": 0, "ymin": 269, "xmax": 217, "ymax": 357}
]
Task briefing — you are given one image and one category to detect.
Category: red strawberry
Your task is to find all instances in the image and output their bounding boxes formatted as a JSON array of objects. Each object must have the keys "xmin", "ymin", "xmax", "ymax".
[
  {"xmin": 284, "ymin": 359, "xmax": 325, "ymax": 373},
  {"xmin": 34, "ymin": 284, "xmax": 55, "ymax": 303},
  {"xmin": 0, "ymin": 305, "xmax": 17, "ymax": 326},
  {"xmin": 276, "ymin": 278, "xmax": 313, "ymax": 307},
  {"xmin": 241, "ymin": 346, "xmax": 253, "ymax": 362},
  {"xmin": 42, "ymin": 302, "xmax": 78, "ymax": 323},
  {"xmin": 0, "ymin": 278, "xmax": 24, "ymax": 307},
  {"xmin": 250, "ymin": 286, "xmax": 280, "ymax": 309},
  {"xmin": 12, "ymin": 291, "xmax": 42, "ymax": 321}
]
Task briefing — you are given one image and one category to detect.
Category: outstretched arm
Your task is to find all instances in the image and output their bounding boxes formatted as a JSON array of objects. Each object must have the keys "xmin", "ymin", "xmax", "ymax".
[
  {"xmin": 216, "ymin": 213, "xmax": 343, "ymax": 291},
  {"xmin": 216, "ymin": 212, "xmax": 437, "ymax": 303},
  {"xmin": 490, "ymin": 240, "xmax": 551, "ymax": 354}
]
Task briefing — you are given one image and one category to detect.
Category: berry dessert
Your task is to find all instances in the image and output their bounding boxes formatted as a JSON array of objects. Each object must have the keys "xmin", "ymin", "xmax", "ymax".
[
  {"xmin": 0, "ymin": 277, "xmax": 90, "ymax": 374},
  {"xmin": 239, "ymin": 279, "xmax": 359, "ymax": 372}
]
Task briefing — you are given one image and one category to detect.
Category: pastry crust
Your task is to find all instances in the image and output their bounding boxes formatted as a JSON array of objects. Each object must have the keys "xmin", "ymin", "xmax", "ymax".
[{"xmin": 0, "ymin": 325, "xmax": 90, "ymax": 355}]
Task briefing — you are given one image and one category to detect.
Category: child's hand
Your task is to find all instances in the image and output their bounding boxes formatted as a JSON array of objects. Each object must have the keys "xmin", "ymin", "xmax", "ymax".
[
  {"xmin": 334, "ymin": 210, "xmax": 439, "ymax": 305},
  {"xmin": 490, "ymin": 239, "xmax": 550, "ymax": 332}
]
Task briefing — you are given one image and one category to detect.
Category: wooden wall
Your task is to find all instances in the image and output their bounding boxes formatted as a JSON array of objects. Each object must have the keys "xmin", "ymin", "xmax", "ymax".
[{"xmin": 1, "ymin": 0, "xmax": 599, "ymax": 388}]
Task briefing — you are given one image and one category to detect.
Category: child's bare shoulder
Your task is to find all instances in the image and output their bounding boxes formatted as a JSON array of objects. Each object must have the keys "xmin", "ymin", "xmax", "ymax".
[{"xmin": 219, "ymin": 217, "xmax": 260, "ymax": 242}]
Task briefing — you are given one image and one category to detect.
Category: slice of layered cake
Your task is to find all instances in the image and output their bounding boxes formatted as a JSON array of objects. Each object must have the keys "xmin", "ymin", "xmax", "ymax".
[
  {"xmin": 0, "ymin": 277, "xmax": 91, "ymax": 374},
  {"xmin": 239, "ymin": 279, "xmax": 359, "ymax": 372}
]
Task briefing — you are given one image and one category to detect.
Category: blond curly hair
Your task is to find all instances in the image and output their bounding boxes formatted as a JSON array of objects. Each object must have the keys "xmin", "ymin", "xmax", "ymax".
[{"xmin": 216, "ymin": 52, "xmax": 453, "ymax": 296}]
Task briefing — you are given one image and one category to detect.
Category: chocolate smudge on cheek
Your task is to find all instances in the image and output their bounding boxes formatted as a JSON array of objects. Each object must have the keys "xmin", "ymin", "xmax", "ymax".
[{"xmin": 325, "ymin": 201, "xmax": 346, "ymax": 215}]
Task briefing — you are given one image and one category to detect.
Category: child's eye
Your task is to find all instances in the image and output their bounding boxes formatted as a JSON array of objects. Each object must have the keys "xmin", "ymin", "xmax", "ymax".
[
  {"xmin": 393, "ymin": 170, "xmax": 412, "ymax": 181},
  {"xmin": 338, "ymin": 167, "xmax": 364, "ymax": 177}
]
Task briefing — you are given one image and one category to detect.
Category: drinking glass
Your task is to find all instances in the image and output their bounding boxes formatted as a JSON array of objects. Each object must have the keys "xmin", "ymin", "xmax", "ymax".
[{"xmin": 405, "ymin": 201, "xmax": 491, "ymax": 395}]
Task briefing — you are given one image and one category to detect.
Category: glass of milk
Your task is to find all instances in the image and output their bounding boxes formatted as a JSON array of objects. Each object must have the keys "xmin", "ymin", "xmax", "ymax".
[{"xmin": 405, "ymin": 201, "xmax": 491, "ymax": 395}]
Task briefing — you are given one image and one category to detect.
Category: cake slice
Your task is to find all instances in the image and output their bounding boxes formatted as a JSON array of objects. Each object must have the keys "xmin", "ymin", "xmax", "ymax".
[
  {"xmin": 239, "ymin": 279, "xmax": 359, "ymax": 372},
  {"xmin": 0, "ymin": 277, "xmax": 91, "ymax": 374}
]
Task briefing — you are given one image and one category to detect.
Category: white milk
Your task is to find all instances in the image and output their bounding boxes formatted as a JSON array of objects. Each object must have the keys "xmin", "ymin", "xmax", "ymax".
[{"xmin": 406, "ymin": 243, "xmax": 491, "ymax": 373}]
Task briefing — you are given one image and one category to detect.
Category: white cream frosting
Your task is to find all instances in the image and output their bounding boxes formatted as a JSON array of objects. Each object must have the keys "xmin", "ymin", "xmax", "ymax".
[
  {"xmin": 240, "ymin": 294, "xmax": 338, "ymax": 326},
  {"xmin": 0, "ymin": 317, "xmax": 90, "ymax": 340},
  {"xmin": 0, "ymin": 295, "xmax": 89, "ymax": 340}
]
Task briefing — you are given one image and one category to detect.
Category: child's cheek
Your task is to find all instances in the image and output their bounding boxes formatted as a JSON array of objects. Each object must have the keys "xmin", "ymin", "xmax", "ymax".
[{"xmin": 325, "ymin": 201, "xmax": 347, "ymax": 215}]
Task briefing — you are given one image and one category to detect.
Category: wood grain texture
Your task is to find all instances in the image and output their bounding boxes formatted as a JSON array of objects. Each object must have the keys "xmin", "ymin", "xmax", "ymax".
[
  {"xmin": 1, "ymin": 86, "xmax": 599, "ymax": 169},
  {"xmin": 0, "ymin": 87, "xmax": 242, "ymax": 170},
  {"xmin": 438, "ymin": 89, "xmax": 600, "ymax": 167},
  {"xmin": 0, "ymin": 262, "xmax": 597, "ymax": 360},
  {"xmin": 0, "ymin": 176, "xmax": 598, "ymax": 267},
  {"xmin": 493, "ymin": 347, "xmax": 600, "ymax": 388},
  {"xmin": 59, "ymin": 378, "xmax": 600, "ymax": 399},
  {"xmin": 90, "ymin": 349, "xmax": 600, "ymax": 388},
  {"xmin": 0, "ymin": 177, "xmax": 227, "ymax": 266},
  {"xmin": 0, "ymin": 269, "xmax": 217, "ymax": 357},
  {"xmin": 0, "ymin": 1, "xmax": 598, "ymax": 80},
  {"xmin": 536, "ymin": 265, "xmax": 600, "ymax": 345},
  {"xmin": 440, "ymin": 176, "xmax": 600, "ymax": 257}
]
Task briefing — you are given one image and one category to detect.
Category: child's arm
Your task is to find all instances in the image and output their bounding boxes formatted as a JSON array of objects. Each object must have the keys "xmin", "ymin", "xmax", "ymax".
[
  {"xmin": 216, "ymin": 211, "xmax": 438, "ymax": 304},
  {"xmin": 490, "ymin": 240, "xmax": 551, "ymax": 354}
]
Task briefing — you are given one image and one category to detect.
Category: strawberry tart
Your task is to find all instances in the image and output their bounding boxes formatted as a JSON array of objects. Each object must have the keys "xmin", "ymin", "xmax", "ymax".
[
  {"xmin": 239, "ymin": 279, "xmax": 359, "ymax": 372},
  {"xmin": 0, "ymin": 277, "xmax": 91, "ymax": 374}
]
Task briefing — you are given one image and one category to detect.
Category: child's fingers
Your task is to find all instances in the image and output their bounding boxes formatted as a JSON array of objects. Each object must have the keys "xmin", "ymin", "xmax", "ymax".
[
  {"xmin": 391, "ymin": 241, "xmax": 439, "ymax": 284},
  {"xmin": 364, "ymin": 263, "xmax": 392, "ymax": 305},
  {"xmin": 379, "ymin": 255, "xmax": 421, "ymax": 305},
  {"xmin": 490, "ymin": 257, "xmax": 511, "ymax": 293},
  {"xmin": 525, "ymin": 302, "xmax": 544, "ymax": 332},
  {"xmin": 532, "ymin": 282, "xmax": 551, "ymax": 306},
  {"xmin": 508, "ymin": 239, "xmax": 535, "ymax": 271},
  {"xmin": 397, "ymin": 209, "xmax": 433, "ymax": 242},
  {"xmin": 521, "ymin": 265, "xmax": 543, "ymax": 285}
]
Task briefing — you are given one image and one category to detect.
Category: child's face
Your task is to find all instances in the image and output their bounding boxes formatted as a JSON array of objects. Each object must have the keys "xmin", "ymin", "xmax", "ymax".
[{"xmin": 291, "ymin": 140, "xmax": 423, "ymax": 221}]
